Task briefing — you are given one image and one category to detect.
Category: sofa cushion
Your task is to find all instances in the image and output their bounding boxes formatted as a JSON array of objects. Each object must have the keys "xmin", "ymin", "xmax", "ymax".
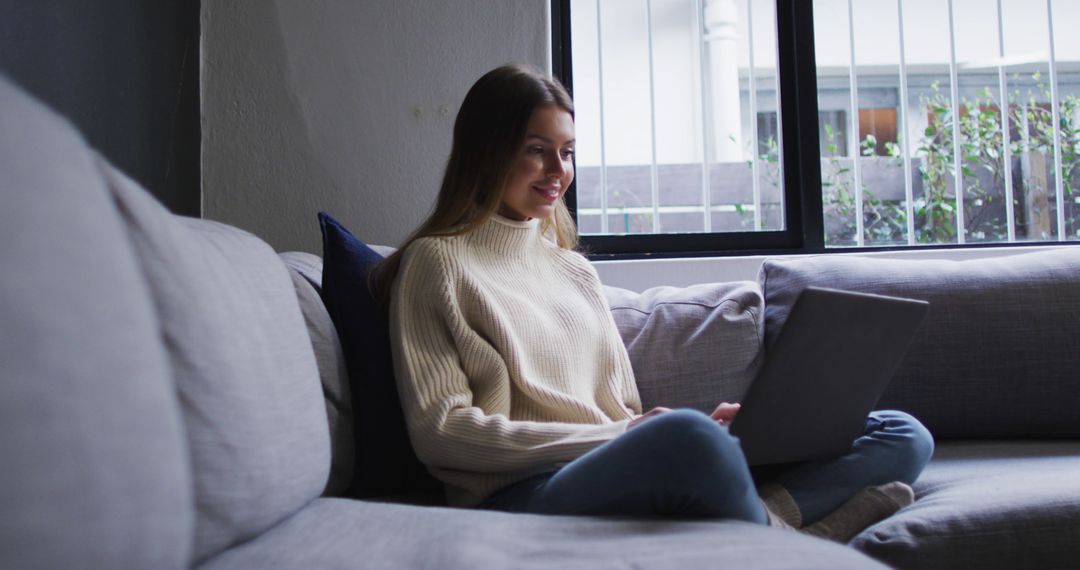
[
  {"xmin": 108, "ymin": 166, "xmax": 331, "ymax": 563},
  {"xmin": 318, "ymin": 213, "xmax": 443, "ymax": 500},
  {"xmin": 281, "ymin": 252, "xmax": 354, "ymax": 497},
  {"xmin": 198, "ymin": 498, "xmax": 887, "ymax": 570},
  {"xmin": 758, "ymin": 249, "xmax": 1080, "ymax": 439},
  {"xmin": 604, "ymin": 282, "xmax": 764, "ymax": 411},
  {"xmin": 0, "ymin": 77, "xmax": 193, "ymax": 569},
  {"xmin": 852, "ymin": 441, "xmax": 1080, "ymax": 569}
]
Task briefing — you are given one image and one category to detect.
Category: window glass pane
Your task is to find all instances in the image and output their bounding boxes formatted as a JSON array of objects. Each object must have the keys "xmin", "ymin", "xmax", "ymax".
[
  {"xmin": 570, "ymin": 0, "xmax": 604, "ymax": 236},
  {"xmin": 901, "ymin": 0, "xmax": 957, "ymax": 245},
  {"xmin": 655, "ymin": 0, "xmax": 707, "ymax": 233},
  {"xmin": 744, "ymin": 0, "xmax": 784, "ymax": 231},
  {"xmin": 953, "ymin": 0, "xmax": 1009, "ymax": 243},
  {"xmin": 1003, "ymin": 0, "xmax": 1054, "ymax": 242},
  {"xmin": 1047, "ymin": 0, "xmax": 1080, "ymax": 241},
  {"xmin": 815, "ymin": 0, "xmax": 1080, "ymax": 247},
  {"xmin": 569, "ymin": 0, "xmax": 784, "ymax": 236},
  {"xmin": 816, "ymin": 0, "xmax": 910, "ymax": 247},
  {"xmin": 570, "ymin": 0, "xmax": 604, "ymax": 235}
]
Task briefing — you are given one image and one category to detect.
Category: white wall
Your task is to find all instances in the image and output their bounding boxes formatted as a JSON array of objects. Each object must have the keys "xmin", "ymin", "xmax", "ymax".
[{"xmin": 201, "ymin": 1, "xmax": 550, "ymax": 253}]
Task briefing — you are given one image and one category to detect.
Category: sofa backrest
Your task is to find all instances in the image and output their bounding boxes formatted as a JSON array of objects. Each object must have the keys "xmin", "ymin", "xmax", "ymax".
[
  {"xmin": 1, "ymin": 72, "xmax": 338, "ymax": 567},
  {"xmin": 105, "ymin": 164, "xmax": 331, "ymax": 563},
  {"xmin": 280, "ymin": 251, "xmax": 355, "ymax": 497},
  {"xmin": 759, "ymin": 249, "xmax": 1080, "ymax": 440},
  {"xmin": 281, "ymin": 249, "xmax": 768, "ymax": 445},
  {"xmin": 0, "ymin": 77, "xmax": 194, "ymax": 569}
]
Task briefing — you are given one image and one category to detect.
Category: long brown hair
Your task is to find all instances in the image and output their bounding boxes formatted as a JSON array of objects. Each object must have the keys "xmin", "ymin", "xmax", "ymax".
[{"xmin": 371, "ymin": 64, "xmax": 578, "ymax": 305}]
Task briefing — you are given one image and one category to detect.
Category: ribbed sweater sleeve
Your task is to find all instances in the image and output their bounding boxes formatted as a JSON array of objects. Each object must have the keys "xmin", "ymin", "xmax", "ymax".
[{"xmin": 388, "ymin": 217, "xmax": 640, "ymax": 505}]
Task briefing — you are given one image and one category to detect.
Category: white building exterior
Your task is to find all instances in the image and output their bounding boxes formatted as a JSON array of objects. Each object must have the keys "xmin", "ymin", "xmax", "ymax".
[{"xmin": 571, "ymin": 0, "xmax": 1080, "ymax": 167}]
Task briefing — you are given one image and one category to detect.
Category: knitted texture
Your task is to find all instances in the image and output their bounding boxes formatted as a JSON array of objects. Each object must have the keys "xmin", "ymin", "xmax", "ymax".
[
  {"xmin": 759, "ymin": 483, "xmax": 803, "ymax": 529},
  {"xmin": 803, "ymin": 482, "xmax": 915, "ymax": 543},
  {"xmin": 389, "ymin": 215, "xmax": 642, "ymax": 506}
]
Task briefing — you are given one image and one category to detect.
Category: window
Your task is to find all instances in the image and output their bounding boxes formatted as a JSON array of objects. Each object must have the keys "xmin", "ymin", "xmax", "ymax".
[{"xmin": 553, "ymin": 0, "xmax": 1080, "ymax": 257}]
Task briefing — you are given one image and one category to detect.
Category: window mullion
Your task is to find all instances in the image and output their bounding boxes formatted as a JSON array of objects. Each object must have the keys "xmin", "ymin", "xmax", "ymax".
[
  {"xmin": 947, "ymin": 0, "xmax": 966, "ymax": 244},
  {"xmin": 778, "ymin": 0, "xmax": 824, "ymax": 250},
  {"xmin": 595, "ymin": 0, "xmax": 610, "ymax": 234},
  {"xmin": 1046, "ymin": 0, "xmax": 1066, "ymax": 241},
  {"xmin": 996, "ymin": 0, "xmax": 1017, "ymax": 243},
  {"xmin": 846, "ymin": 0, "xmax": 865, "ymax": 247},
  {"xmin": 645, "ymin": 0, "xmax": 661, "ymax": 234},
  {"xmin": 696, "ymin": 0, "xmax": 713, "ymax": 232},
  {"xmin": 747, "ymin": 0, "xmax": 762, "ymax": 231},
  {"xmin": 897, "ymin": 0, "xmax": 916, "ymax": 245},
  {"xmin": 770, "ymin": 0, "xmax": 786, "ymax": 231}
]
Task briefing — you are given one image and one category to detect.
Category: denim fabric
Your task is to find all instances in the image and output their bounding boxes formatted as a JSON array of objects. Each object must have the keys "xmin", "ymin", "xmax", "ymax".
[
  {"xmin": 483, "ymin": 410, "xmax": 765, "ymax": 522},
  {"xmin": 484, "ymin": 409, "xmax": 932, "ymax": 526},
  {"xmin": 484, "ymin": 410, "xmax": 767, "ymax": 522}
]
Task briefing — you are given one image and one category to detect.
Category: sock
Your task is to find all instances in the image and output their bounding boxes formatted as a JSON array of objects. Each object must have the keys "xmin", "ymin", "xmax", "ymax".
[
  {"xmin": 801, "ymin": 481, "xmax": 915, "ymax": 543},
  {"xmin": 758, "ymin": 483, "xmax": 802, "ymax": 530}
]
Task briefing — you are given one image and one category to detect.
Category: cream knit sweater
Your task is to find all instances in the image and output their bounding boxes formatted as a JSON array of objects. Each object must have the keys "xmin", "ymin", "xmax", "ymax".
[{"xmin": 389, "ymin": 214, "xmax": 643, "ymax": 507}]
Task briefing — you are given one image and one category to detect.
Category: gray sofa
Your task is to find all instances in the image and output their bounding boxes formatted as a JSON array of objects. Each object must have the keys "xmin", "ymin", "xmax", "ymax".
[
  {"xmin": 758, "ymin": 250, "xmax": 1080, "ymax": 568},
  {"xmin": 3, "ymin": 71, "xmax": 1079, "ymax": 569}
]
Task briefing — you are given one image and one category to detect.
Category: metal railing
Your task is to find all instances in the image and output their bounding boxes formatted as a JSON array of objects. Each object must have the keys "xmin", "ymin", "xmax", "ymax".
[
  {"xmin": 574, "ymin": 0, "xmax": 1074, "ymax": 244},
  {"xmin": 578, "ymin": 0, "xmax": 781, "ymax": 236}
]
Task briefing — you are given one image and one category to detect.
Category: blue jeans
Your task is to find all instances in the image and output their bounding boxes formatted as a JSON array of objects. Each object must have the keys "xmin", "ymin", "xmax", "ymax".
[{"xmin": 481, "ymin": 408, "xmax": 933, "ymax": 525}]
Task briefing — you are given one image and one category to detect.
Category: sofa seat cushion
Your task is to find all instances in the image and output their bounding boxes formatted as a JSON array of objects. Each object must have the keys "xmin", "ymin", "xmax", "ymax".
[
  {"xmin": 852, "ymin": 441, "xmax": 1080, "ymax": 569},
  {"xmin": 604, "ymin": 281, "xmax": 764, "ymax": 411},
  {"xmin": 199, "ymin": 498, "xmax": 886, "ymax": 570}
]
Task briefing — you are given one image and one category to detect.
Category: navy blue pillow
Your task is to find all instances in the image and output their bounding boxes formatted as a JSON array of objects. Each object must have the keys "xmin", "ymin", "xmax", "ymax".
[{"xmin": 318, "ymin": 212, "xmax": 443, "ymax": 501}]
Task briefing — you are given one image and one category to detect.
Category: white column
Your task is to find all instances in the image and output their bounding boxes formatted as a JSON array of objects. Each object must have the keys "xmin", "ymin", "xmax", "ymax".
[{"xmin": 704, "ymin": 0, "xmax": 743, "ymax": 162}]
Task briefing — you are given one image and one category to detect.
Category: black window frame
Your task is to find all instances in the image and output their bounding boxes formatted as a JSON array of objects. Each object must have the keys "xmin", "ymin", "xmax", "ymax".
[
  {"xmin": 553, "ymin": 0, "xmax": 820, "ymax": 259},
  {"xmin": 552, "ymin": 0, "xmax": 1074, "ymax": 260}
]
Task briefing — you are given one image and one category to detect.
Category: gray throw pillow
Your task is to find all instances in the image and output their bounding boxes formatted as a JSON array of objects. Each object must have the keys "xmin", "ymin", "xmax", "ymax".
[
  {"xmin": 604, "ymin": 281, "xmax": 765, "ymax": 412},
  {"xmin": 758, "ymin": 248, "xmax": 1080, "ymax": 439}
]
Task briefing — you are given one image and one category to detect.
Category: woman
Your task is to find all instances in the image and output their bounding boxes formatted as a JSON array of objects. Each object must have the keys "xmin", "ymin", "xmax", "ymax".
[{"xmin": 374, "ymin": 64, "xmax": 933, "ymax": 541}]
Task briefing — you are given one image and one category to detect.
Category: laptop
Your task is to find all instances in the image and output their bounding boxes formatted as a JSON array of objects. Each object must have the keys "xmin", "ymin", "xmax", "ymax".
[{"xmin": 728, "ymin": 286, "xmax": 929, "ymax": 466}]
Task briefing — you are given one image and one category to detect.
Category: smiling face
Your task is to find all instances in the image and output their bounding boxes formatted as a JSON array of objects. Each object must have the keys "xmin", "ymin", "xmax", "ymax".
[{"xmin": 497, "ymin": 104, "xmax": 576, "ymax": 222}]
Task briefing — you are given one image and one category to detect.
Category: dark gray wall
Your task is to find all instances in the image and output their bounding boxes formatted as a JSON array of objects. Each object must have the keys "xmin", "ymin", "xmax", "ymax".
[{"xmin": 0, "ymin": 0, "xmax": 200, "ymax": 216}]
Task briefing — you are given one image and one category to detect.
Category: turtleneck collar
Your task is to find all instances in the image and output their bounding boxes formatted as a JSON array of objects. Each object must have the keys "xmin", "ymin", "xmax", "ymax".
[
  {"xmin": 490, "ymin": 213, "xmax": 539, "ymax": 229},
  {"xmin": 469, "ymin": 214, "xmax": 543, "ymax": 257}
]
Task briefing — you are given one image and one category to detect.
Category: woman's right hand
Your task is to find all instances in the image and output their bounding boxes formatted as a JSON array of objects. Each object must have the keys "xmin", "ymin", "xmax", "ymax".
[
  {"xmin": 710, "ymin": 402, "xmax": 741, "ymax": 426},
  {"xmin": 628, "ymin": 406, "xmax": 672, "ymax": 429}
]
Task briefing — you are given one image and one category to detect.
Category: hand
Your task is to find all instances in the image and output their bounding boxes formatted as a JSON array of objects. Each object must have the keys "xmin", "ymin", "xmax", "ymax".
[
  {"xmin": 710, "ymin": 402, "xmax": 741, "ymax": 426},
  {"xmin": 628, "ymin": 406, "xmax": 672, "ymax": 429}
]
